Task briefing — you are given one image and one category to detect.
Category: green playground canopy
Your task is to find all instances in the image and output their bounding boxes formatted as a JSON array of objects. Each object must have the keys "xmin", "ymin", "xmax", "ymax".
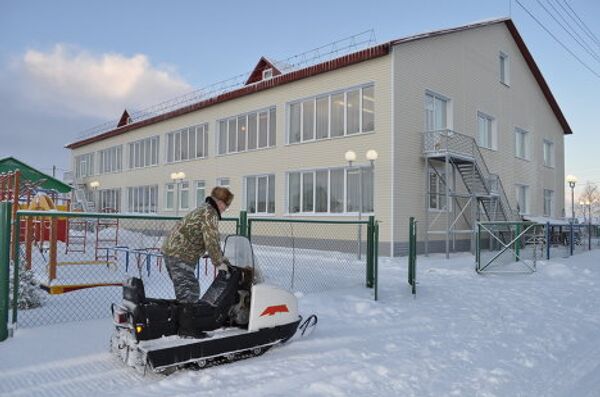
[{"xmin": 0, "ymin": 157, "xmax": 72, "ymax": 193}]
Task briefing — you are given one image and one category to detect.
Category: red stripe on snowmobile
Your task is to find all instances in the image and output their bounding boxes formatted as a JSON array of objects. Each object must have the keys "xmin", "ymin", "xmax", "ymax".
[{"xmin": 260, "ymin": 305, "xmax": 289, "ymax": 316}]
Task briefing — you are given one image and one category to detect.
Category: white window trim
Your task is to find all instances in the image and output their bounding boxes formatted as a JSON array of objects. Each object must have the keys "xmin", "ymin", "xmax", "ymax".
[
  {"xmin": 515, "ymin": 184, "xmax": 530, "ymax": 215},
  {"xmin": 500, "ymin": 51, "xmax": 510, "ymax": 86},
  {"xmin": 165, "ymin": 124, "xmax": 209, "ymax": 164},
  {"xmin": 543, "ymin": 139, "xmax": 555, "ymax": 168},
  {"xmin": 98, "ymin": 145, "xmax": 123, "ymax": 175},
  {"xmin": 164, "ymin": 183, "xmax": 175, "ymax": 211},
  {"xmin": 285, "ymin": 166, "xmax": 374, "ymax": 216},
  {"xmin": 514, "ymin": 127, "xmax": 530, "ymax": 161},
  {"xmin": 543, "ymin": 189, "xmax": 554, "ymax": 217},
  {"xmin": 195, "ymin": 180, "xmax": 206, "ymax": 208},
  {"xmin": 244, "ymin": 174, "xmax": 275, "ymax": 215},
  {"xmin": 476, "ymin": 111, "xmax": 497, "ymax": 151},
  {"xmin": 427, "ymin": 167, "xmax": 453, "ymax": 212},
  {"xmin": 128, "ymin": 136, "xmax": 160, "ymax": 170},
  {"xmin": 424, "ymin": 89, "xmax": 454, "ymax": 132},
  {"xmin": 285, "ymin": 82, "xmax": 375, "ymax": 145},
  {"xmin": 216, "ymin": 106, "xmax": 276, "ymax": 156},
  {"xmin": 216, "ymin": 177, "xmax": 231, "ymax": 189}
]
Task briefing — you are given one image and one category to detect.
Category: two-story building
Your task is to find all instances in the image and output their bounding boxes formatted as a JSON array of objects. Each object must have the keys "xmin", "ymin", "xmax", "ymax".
[{"xmin": 66, "ymin": 18, "xmax": 571, "ymax": 256}]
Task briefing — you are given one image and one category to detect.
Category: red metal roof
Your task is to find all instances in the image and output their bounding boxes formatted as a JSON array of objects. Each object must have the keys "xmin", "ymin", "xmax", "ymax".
[{"xmin": 65, "ymin": 18, "xmax": 571, "ymax": 149}]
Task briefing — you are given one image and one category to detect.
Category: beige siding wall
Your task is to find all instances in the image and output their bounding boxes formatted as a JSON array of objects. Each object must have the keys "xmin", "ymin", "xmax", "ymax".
[
  {"xmin": 392, "ymin": 24, "xmax": 566, "ymax": 247},
  {"xmin": 71, "ymin": 56, "xmax": 393, "ymax": 239}
]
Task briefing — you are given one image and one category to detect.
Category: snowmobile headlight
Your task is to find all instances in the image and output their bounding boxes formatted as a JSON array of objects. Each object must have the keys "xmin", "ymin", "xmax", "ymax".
[{"xmin": 135, "ymin": 325, "xmax": 143, "ymax": 334}]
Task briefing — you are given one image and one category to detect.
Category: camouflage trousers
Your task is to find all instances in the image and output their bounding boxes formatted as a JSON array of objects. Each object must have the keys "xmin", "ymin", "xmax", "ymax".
[{"xmin": 164, "ymin": 255, "xmax": 199, "ymax": 303}]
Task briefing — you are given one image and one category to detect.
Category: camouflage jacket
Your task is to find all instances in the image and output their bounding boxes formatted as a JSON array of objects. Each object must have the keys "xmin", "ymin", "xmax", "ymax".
[{"xmin": 161, "ymin": 198, "xmax": 225, "ymax": 265}]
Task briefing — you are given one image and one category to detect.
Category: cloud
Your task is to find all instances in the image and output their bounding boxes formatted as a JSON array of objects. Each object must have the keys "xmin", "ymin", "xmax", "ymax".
[{"xmin": 11, "ymin": 44, "xmax": 192, "ymax": 119}]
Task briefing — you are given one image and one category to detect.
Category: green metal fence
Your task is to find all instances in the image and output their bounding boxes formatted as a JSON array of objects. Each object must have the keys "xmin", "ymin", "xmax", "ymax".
[
  {"xmin": 408, "ymin": 217, "xmax": 417, "ymax": 295},
  {"xmin": 2, "ymin": 208, "xmax": 379, "ymax": 331},
  {"xmin": 246, "ymin": 216, "xmax": 379, "ymax": 299},
  {"xmin": 0, "ymin": 202, "xmax": 12, "ymax": 341}
]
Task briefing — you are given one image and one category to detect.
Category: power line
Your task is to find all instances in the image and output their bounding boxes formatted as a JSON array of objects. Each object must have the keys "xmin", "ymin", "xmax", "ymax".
[
  {"xmin": 515, "ymin": 0, "xmax": 600, "ymax": 79},
  {"xmin": 545, "ymin": 0, "xmax": 600, "ymax": 63},
  {"xmin": 561, "ymin": 0, "xmax": 600, "ymax": 49}
]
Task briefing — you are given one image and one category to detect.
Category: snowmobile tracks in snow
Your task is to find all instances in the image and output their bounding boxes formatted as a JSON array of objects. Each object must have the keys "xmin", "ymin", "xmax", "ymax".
[{"xmin": 0, "ymin": 353, "xmax": 149, "ymax": 397}]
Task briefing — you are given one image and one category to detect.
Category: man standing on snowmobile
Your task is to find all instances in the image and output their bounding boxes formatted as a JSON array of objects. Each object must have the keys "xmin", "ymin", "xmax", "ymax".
[{"xmin": 162, "ymin": 186, "xmax": 234, "ymax": 303}]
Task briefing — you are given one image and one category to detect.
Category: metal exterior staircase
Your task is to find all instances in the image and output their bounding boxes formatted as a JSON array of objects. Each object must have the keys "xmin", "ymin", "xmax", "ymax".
[{"xmin": 423, "ymin": 129, "xmax": 519, "ymax": 224}]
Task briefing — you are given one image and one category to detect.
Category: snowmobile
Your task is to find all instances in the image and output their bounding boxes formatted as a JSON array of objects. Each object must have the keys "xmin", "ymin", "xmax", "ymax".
[{"xmin": 110, "ymin": 235, "xmax": 317, "ymax": 374}]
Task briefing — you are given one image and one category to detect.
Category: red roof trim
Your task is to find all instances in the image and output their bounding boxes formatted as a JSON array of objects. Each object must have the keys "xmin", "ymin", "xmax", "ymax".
[
  {"xmin": 66, "ymin": 18, "xmax": 571, "ymax": 149},
  {"xmin": 66, "ymin": 44, "xmax": 389, "ymax": 149}
]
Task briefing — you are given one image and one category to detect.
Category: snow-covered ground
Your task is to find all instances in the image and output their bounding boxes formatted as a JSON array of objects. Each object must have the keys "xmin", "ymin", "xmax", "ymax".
[{"xmin": 3, "ymin": 250, "xmax": 600, "ymax": 396}]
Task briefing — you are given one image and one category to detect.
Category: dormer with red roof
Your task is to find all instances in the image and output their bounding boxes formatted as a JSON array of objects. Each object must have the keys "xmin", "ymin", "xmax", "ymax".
[{"xmin": 245, "ymin": 57, "xmax": 282, "ymax": 85}]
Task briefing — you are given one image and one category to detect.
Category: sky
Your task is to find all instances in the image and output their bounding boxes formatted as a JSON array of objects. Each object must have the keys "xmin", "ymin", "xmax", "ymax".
[{"xmin": 0, "ymin": 0, "xmax": 599, "ymax": 202}]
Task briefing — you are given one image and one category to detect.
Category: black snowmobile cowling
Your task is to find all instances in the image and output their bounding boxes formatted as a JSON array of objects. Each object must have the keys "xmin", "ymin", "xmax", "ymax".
[{"xmin": 110, "ymin": 235, "xmax": 317, "ymax": 373}]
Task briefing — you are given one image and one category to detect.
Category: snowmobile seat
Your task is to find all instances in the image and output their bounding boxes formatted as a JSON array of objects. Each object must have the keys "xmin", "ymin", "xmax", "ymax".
[{"xmin": 178, "ymin": 268, "xmax": 242, "ymax": 335}]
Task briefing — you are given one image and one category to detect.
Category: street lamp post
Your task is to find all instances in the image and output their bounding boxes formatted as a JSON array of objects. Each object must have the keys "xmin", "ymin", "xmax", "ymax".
[
  {"xmin": 345, "ymin": 149, "xmax": 377, "ymax": 259},
  {"xmin": 170, "ymin": 172, "xmax": 186, "ymax": 216},
  {"xmin": 566, "ymin": 175, "xmax": 577, "ymax": 221}
]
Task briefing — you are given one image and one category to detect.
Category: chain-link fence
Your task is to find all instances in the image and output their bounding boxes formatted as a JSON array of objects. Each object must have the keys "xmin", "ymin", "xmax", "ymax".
[
  {"xmin": 248, "ymin": 217, "xmax": 377, "ymax": 295},
  {"xmin": 4, "ymin": 209, "xmax": 379, "ymax": 330},
  {"xmin": 477, "ymin": 221, "xmax": 600, "ymax": 273},
  {"xmin": 10, "ymin": 210, "xmax": 238, "ymax": 328},
  {"xmin": 476, "ymin": 222, "xmax": 545, "ymax": 273}
]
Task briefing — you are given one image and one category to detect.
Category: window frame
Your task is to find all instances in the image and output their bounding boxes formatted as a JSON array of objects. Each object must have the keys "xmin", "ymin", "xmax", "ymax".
[
  {"xmin": 165, "ymin": 123, "xmax": 209, "ymax": 164},
  {"xmin": 543, "ymin": 139, "xmax": 555, "ymax": 168},
  {"xmin": 500, "ymin": 51, "xmax": 510, "ymax": 86},
  {"xmin": 427, "ymin": 167, "xmax": 452, "ymax": 212},
  {"xmin": 515, "ymin": 184, "xmax": 530, "ymax": 215},
  {"xmin": 514, "ymin": 127, "xmax": 530, "ymax": 161},
  {"xmin": 286, "ymin": 83, "xmax": 375, "ymax": 145},
  {"xmin": 217, "ymin": 107, "xmax": 276, "ymax": 156},
  {"xmin": 543, "ymin": 189, "xmax": 554, "ymax": 217},
  {"xmin": 128, "ymin": 136, "xmax": 160, "ymax": 169},
  {"xmin": 244, "ymin": 174, "xmax": 276, "ymax": 215},
  {"xmin": 477, "ymin": 111, "xmax": 497, "ymax": 151},
  {"xmin": 285, "ymin": 166, "xmax": 374, "ymax": 216},
  {"xmin": 127, "ymin": 185, "xmax": 158, "ymax": 213}
]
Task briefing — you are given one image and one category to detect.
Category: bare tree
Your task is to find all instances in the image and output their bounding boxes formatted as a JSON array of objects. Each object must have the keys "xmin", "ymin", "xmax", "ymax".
[{"xmin": 577, "ymin": 182, "xmax": 600, "ymax": 222}]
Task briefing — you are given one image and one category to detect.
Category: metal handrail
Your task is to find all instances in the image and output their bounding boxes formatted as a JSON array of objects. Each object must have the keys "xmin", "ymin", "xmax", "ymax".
[{"xmin": 422, "ymin": 129, "xmax": 518, "ymax": 221}]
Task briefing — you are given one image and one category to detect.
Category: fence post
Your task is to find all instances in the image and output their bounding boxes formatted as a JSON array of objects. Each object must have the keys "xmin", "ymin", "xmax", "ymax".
[
  {"xmin": 570, "ymin": 222, "xmax": 574, "ymax": 256},
  {"xmin": 515, "ymin": 223, "xmax": 521, "ymax": 262},
  {"xmin": 373, "ymin": 222, "xmax": 379, "ymax": 301},
  {"xmin": 239, "ymin": 210, "xmax": 247, "ymax": 237},
  {"xmin": 0, "ymin": 202, "xmax": 12, "ymax": 342},
  {"xmin": 365, "ymin": 216, "xmax": 375, "ymax": 288},
  {"xmin": 546, "ymin": 222, "xmax": 550, "ymax": 260},
  {"xmin": 589, "ymin": 222, "xmax": 592, "ymax": 251},
  {"xmin": 408, "ymin": 217, "xmax": 417, "ymax": 295},
  {"xmin": 247, "ymin": 219, "xmax": 252, "ymax": 241},
  {"xmin": 476, "ymin": 222, "xmax": 480, "ymax": 271}
]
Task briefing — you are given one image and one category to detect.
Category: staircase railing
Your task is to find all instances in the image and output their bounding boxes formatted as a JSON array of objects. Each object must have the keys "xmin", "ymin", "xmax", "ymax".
[{"xmin": 422, "ymin": 129, "xmax": 518, "ymax": 221}]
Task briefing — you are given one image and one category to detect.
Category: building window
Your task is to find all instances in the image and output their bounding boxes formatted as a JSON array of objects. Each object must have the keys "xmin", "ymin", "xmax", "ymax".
[
  {"xmin": 75, "ymin": 153, "xmax": 94, "ymax": 179},
  {"xmin": 128, "ymin": 136, "xmax": 159, "ymax": 169},
  {"xmin": 165, "ymin": 183, "xmax": 175, "ymax": 210},
  {"xmin": 543, "ymin": 140, "xmax": 554, "ymax": 167},
  {"xmin": 179, "ymin": 181, "xmax": 190, "ymax": 210},
  {"xmin": 428, "ymin": 168, "xmax": 449, "ymax": 211},
  {"xmin": 218, "ymin": 107, "xmax": 276, "ymax": 155},
  {"xmin": 544, "ymin": 189, "xmax": 554, "ymax": 217},
  {"xmin": 196, "ymin": 181, "xmax": 206, "ymax": 208},
  {"xmin": 516, "ymin": 184, "xmax": 529, "ymax": 215},
  {"xmin": 287, "ymin": 84, "xmax": 375, "ymax": 144},
  {"xmin": 127, "ymin": 185, "xmax": 158, "ymax": 213},
  {"xmin": 166, "ymin": 124, "xmax": 208, "ymax": 163},
  {"xmin": 98, "ymin": 145, "xmax": 122, "ymax": 174},
  {"xmin": 515, "ymin": 128, "xmax": 529, "ymax": 160},
  {"xmin": 97, "ymin": 188, "xmax": 121, "ymax": 212},
  {"xmin": 425, "ymin": 91, "xmax": 449, "ymax": 131},
  {"xmin": 262, "ymin": 68, "xmax": 273, "ymax": 80},
  {"xmin": 477, "ymin": 112, "xmax": 496, "ymax": 150},
  {"xmin": 245, "ymin": 175, "xmax": 275, "ymax": 214},
  {"xmin": 500, "ymin": 51, "xmax": 510, "ymax": 85},
  {"xmin": 217, "ymin": 177, "xmax": 230, "ymax": 189},
  {"xmin": 287, "ymin": 167, "xmax": 373, "ymax": 214}
]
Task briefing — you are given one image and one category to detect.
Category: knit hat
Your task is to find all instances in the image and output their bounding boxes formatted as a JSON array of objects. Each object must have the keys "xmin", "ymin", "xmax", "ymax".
[{"xmin": 211, "ymin": 186, "xmax": 234, "ymax": 207}]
